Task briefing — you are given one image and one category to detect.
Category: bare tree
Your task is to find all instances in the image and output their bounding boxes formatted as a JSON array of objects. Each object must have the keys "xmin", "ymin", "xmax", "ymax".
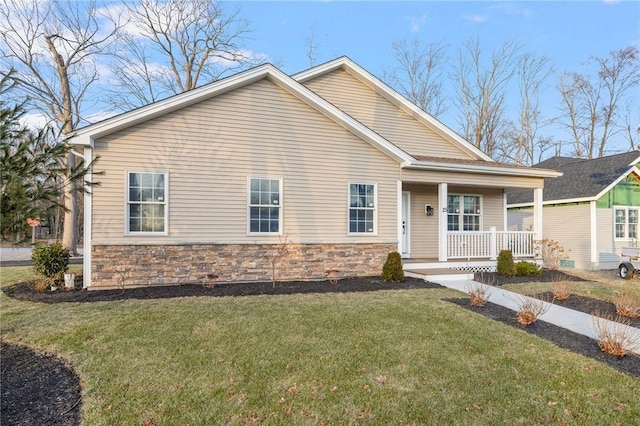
[
  {"xmin": 504, "ymin": 52, "xmax": 553, "ymax": 165},
  {"xmin": 1, "ymin": 0, "xmax": 120, "ymax": 254},
  {"xmin": 108, "ymin": 0, "xmax": 253, "ymax": 110},
  {"xmin": 305, "ymin": 26, "xmax": 320, "ymax": 68},
  {"xmin": 385, "ymin": 38, "xmax": 448, "ymax": 118},
  {"xmin": 558, "ymin": 46, "xmax": 640, "ymax": 158},
  {"xmin": 454, "ymin": 37, "xmax": 521, "ymax": 160}
]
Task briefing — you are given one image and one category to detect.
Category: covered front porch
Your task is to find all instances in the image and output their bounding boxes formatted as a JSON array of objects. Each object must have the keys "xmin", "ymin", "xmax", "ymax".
[{"xmin": 397, "ymin": 178, "xmax": 544, "ymax": 278}]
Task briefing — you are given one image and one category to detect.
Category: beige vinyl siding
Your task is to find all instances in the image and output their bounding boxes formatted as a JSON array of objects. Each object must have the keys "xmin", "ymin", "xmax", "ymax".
[
  {"xmin": 91, "ymin": 78, "xmax": 400, "ymax": 245},
  {"xmin": 403, "ymin": 184, "xmax": 504, "ymax": 258},
  {"xmin": 402, "ymin": 169, "xmax": 545, "ymax": 189},
  {"xmin": 543, "ymin": 204, "xmax": 592, "ymax": 265},
  {"xmin": 302, "ymin": 69, "xmax": 474, "ymax": 159}
]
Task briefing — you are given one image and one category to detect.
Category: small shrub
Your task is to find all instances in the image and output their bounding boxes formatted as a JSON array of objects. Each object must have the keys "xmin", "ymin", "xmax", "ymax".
[
  {"xmin": 31, "ymin": 241, "xmax": 70, "ymax": 281},
  {"xmin": 496, "ymin": 250, "xmax": 516, "ymax": 277},
  {"xmin": 515, "ymin": 261, "xmax": 541, "ymax": 277},
  {"xmin": 381, "ymin": 251, "xmax": 404, "ymax": 282},
  {"xmin": 465, "ymin": 281, "xmax": 491, "ymax": 307},
  {"xmin": 513, "ymin": 294, "xmax": 551, "ymax": 325},
  {"xmin": 30, "ymin": 278, "xmax": 51, "ymax": 293},
  {"xmin": 614, "ymin": 293, "xmax": 640, "ymax": 318},
  {"xmin": 592, "ymin": 310, "xmax": 640, "ymax": 357},
  {"xmin": 551, "ymin": 281, "xmax": 571, "ymax": 301},
  {"xmin": 325, "ymin": 269, "xmax": 340, "ymax": 285},
  {"xmin": 534, "ymin": 239, "xmax": 566, "ymax": 271}
]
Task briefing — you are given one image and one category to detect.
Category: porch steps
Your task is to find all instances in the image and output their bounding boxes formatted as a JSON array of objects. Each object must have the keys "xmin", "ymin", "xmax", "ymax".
[{"xmin": 404, "ymin": 268, "xmax": 474, "ymax": 282}]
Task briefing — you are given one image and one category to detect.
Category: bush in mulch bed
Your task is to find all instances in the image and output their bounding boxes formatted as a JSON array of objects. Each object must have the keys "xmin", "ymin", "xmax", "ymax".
[
  {"xmin": 1, "ymin": 341, "xmax": 82, "ymax": 426},
  {"xmin": 2, "ymin": 276, "xmax": 442, "ymax": 304},
  {"xmin": 445, "ymin": 298, "xmax": 640, "ymax": 377}
]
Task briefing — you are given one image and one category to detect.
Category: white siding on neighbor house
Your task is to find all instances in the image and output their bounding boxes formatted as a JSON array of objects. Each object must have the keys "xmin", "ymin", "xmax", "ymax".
[
  {"xmin": 401, "ymin": 169, "xmax": 545, "ymax": 189},
  {"xmin": 91, "ymin": 78, "xmax": 401, "ymax": 245},
  {"xmin": 542, "ymin": 204, "xmax": 592, "ymax": 267},
  {"xmin": 596, "ymin": 208, "xmax": 623, "ymax": 263},
  {"xmin": 302, "ymin": 69, "xmax": 475, "ymax": 159},
  {"xmin": 403, "ymin": 184, "xmax": 505, "ymax": 258}
]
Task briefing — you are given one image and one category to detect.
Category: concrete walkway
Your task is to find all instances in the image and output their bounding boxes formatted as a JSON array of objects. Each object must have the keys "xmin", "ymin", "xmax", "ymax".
[{"xmin": 439, "ymin": 277, "xmax": 640, "ymax": 355}]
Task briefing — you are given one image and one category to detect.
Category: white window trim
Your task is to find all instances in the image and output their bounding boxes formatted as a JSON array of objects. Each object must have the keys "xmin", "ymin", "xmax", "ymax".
[
  {"xmin": 347, "ymin": 182, "xmax": 378, "ymax": 236},
  {"xmin": 447, "ymin": 193, "xmax": 483, "ymax": 232},
  {"xmin": 247, "ymin": 177, "xmax": 283, "ymax": 235},
  {"xmin": 614, "ymin": 206, "xmax": 639, "ymax": 240},
  {"xmin": 125, "ymin": 170, "xmax": 169, "ymax": 236}
]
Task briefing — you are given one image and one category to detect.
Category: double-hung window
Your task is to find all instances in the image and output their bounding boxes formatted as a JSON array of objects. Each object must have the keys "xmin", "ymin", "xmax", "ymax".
[
  {"xmin": 249, "ymin": 177, "xmax": 282, "ymax": 234},
  {"xmin": 615, "ymin": 208, "xmax": 639, "ymax": 239},
  {"xmin": 349, "ymin": 183, "xmax": 376, "ymax": 234},
  {"xmin": 127, "ymin": 171, "xmax": 167, "ymax": 234},
  {"xmin": 447, "ymin": 194, "xmax": 481, "ymax": 231}
]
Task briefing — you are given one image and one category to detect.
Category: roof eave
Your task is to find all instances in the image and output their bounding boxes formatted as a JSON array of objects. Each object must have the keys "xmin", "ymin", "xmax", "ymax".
[
  {"xmin": 405, "ymin": 161, "xmax": 563, "ymax": 178},
  {"xmin": 67, "ymin": 64, "xmax": 275, "ymax": 147}
]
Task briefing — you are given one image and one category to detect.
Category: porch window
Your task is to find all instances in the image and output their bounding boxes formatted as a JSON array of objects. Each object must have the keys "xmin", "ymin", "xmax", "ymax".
[
  {"xmin": 349, "ymin": 183, "xmax": 376, "ymax": 233},
  {"xmin": 615, "ymin": 208, "xmax": 638, "ymax": 239},
  {"xmin": 249, "ymin": 177, "xmax": 282, "ymax": 234},
  {"xmin": 447, "ymin": 195, "xmax": 481, "ymax": 231},
  {"xmin": 126, "ymin": 171, "xmax": 167, "ymax": 234}
]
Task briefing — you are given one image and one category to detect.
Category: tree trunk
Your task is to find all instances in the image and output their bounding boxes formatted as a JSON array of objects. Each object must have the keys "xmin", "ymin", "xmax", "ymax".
[{"xmin": 61, "ymin": 152, "xmax": 78, "ymax": 255}]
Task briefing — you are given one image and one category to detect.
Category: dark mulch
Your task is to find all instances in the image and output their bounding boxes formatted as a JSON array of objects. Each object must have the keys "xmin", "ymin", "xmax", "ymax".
[
  {"xmin": 1, "ymin": 276, "xmax": 440, "ymax": 304},
  {"xmin": 474, "ymin": 269, "xmax": 585, "ymax": 286},
  {"xmin": 474, "ymin": 271, "xmax": 640, "ymax": 328},
  {"xmin": 445, "ymin": 298, "xmax": 640, "ymax": 377},
  {"xmin": 1, "ymin": 341, "xmax": 82, "ymax": 426}
]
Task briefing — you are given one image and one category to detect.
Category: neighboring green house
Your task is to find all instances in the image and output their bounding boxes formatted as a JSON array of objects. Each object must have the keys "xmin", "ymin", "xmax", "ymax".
[{"xmin": 507, "ymin": 152, "xmax": 640, "ymax": 270}]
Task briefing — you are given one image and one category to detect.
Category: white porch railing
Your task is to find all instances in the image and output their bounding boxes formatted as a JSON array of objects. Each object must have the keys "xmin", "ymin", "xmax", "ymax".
[{"xmin": 447, "ymin": 228, "xmax": 535, "ymax": 259}]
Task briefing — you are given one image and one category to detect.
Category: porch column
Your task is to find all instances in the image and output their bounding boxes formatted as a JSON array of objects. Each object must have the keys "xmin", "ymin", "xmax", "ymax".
[
  {"xmin": 438, "ymin": 183, "xmax": 448, "ymax": 261},
  {"xmin": 533, "ymin": 187, "xmax": 543, "ymax": 242},
  {"xmin": 397, "ymin": 180, "xmax": 403, "ymax": 254}
]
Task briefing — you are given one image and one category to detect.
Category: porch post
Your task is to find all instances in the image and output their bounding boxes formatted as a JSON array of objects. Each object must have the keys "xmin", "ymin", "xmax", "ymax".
[
  {"xmin": 533, "ymin": 187, "xmax": 543, "ymax": 242},
  {"xmin": 397, "ymin": 180, "xmax": 403, "ymax": 254},
  {"xmin": 438, "ymin": 183, "xmax": 448, "ymax": 261}
]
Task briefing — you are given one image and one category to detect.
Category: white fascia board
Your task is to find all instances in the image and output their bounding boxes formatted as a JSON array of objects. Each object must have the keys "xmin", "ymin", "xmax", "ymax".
[
  {"xmin": 67, "ymin": 64, "xmax": 276, "ymax": 147},
  {"xmin": 293, "ymin": 56, "xmax": 494, "ymax": 162},
  {"xmin": 592, "ymin": 166, "xmax": 639, "ymax": 200},
  {"xmin": 404, "ymin": 160, "xmax": 563, "ymax": 178}
]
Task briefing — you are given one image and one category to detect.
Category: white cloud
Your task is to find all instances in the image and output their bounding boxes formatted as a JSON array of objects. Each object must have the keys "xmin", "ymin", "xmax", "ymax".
[
  {"xmin": 464, "ymin": 14, "xmax": 488, "ymax": 23},
  {"xmin": 410, "ymin": 13, "xmax": 428, "ymax": 32}
]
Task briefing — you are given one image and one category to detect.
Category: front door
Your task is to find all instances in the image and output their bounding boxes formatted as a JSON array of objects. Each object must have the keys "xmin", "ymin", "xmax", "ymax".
[{"xmin": 402, "ymin": 192, "xmax": 410, "ymax": 257}]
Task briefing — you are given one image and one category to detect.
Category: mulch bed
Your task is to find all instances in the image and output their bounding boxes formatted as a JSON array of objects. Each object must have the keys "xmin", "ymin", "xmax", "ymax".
[
  {"xmin": 2, "ymin": 274, "xmax": 640, "ymax": 426},
  {"xmin": 1, "ymin": 341, "xmax": 82, "ymax": 426},
  {"xmin": 1, "ymin": 276, "xmax": 440, "ymax": 303},
  {"xmin": 474, "ymin": 269, "xmax": 585, "ymax": 286}
]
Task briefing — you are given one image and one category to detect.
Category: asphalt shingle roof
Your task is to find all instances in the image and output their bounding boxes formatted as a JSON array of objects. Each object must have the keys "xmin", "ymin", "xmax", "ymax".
[{"xmin": 507, "ymin": 151, "xmax": 640, "ymax": 205}]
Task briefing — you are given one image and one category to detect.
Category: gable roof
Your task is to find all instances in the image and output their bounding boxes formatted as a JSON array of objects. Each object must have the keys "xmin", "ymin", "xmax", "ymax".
[
  {"xmin": 67, "ymin": 62, "xmax": 413, "ymax": 164},
  {"xmin": 507, "ymin": 151, "xmax": 640, "ymax": 206},
  {"xmin": 67, "ymin": 56, "xmax": 560, "ymax": 181},
  {"xmin": 293, "ymin": 56, "xmax": 494, "ymax": 162}
]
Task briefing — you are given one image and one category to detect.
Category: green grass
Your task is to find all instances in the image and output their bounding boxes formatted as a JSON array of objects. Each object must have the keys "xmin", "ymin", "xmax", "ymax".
[
  {"xmin": 2, "ymin": 266, "xmax": 639, "ymax": 425},
  {"xmin": 500, "ymin": 275, "xmax": 640, "ymax": 303}
]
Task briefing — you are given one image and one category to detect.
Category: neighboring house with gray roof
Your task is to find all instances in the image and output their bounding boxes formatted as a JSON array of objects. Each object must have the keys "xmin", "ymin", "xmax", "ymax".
[{"xmin": 507, "ymin": 151, "xmax": 640, "ymax": 270}]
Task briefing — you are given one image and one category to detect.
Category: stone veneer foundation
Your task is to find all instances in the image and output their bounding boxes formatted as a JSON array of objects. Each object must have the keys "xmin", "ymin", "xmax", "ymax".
[{"xmin": 91, "ymin": 243, "xmax": 396, "ymax": 288}]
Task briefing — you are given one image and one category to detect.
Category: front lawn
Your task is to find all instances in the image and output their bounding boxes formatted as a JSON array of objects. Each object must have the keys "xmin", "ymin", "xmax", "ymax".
[{"xmin": 1, "ymin": 266, "xmax": 638, "ymax": 425}]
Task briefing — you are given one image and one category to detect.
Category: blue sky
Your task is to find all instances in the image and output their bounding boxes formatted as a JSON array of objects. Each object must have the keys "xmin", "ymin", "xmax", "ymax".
[
  {"xmin": 228, "ymin": 1, "xmax": 639, "ymax": 156},
  {"xmin": 236, "ymin": 1, "xmax": 638, "ymax": 75}
]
